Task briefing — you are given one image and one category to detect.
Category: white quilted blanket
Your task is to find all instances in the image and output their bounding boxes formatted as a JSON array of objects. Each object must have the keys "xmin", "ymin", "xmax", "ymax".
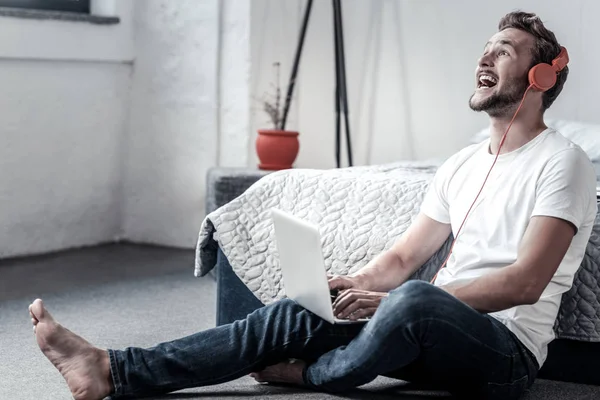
[
  {"xmin": 195, "ymin": 162, "xmax": 600, "ymax": 342},
  {"xmin": 194, "ymin": 162, "xmax": 440, "ymax": 305}
]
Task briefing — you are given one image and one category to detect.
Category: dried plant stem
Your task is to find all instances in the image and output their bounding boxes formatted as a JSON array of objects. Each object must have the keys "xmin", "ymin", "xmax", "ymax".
[{"xmin": 261, "ymin": 62, "xmax": 284, "ymax": 130}]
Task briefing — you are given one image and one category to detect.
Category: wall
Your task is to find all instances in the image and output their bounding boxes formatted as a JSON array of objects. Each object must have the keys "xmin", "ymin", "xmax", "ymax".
[
  {"xmin": 4, "ymin": 0, "xmax": 593, "ymax": 257},
  {"xmin": 249, "ymin": 0, "xmax": 440, "ymax": 168},
  {"xmin": 291, "ymin": 0, "xmax": 414, "ymax": 167},
  {"xmin": 398, "ymin": 0, "xmax": 598, "ymax": 160},
  {"xmin": 250, "ymin": 0, "xmax": 600, "ymax": 166},
  {"xmin": 0, "ymin": 1, "xmax": 134, "ymax": 258},
  {"xmin": 219, "ymin": 0, "xmax": 251, "ymax": 167},
  {"xmin": 249, "ymin": 0, "xmax": 303, "ymax": 168},
  {"xmin": 122, "ymin": 0, "xmax": 251, "ymax": 248},
  {"xmin": 0, "ymin": 0, "xmax": 252, "ymax": 257}
]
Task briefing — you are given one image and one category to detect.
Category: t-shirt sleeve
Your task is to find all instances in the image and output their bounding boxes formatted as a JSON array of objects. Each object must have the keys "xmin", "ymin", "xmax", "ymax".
[
  {"xmin": 532, "ymin": 148, "xmax": 596, "ymax": 233},
  {"xmin": 420, "ymin": 156, "xmax": 456, "ymax": 224}
]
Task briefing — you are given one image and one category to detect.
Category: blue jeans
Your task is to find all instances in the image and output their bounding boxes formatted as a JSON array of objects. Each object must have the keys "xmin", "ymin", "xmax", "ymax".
[{"xmin": 108, "ymin": 279, "xmax": 539, "ymax": 399}]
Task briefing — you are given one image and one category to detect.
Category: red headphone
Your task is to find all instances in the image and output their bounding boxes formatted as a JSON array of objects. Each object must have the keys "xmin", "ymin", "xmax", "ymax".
[{"xmin": 528, "ymin": 46, "xmax": 569, "ymax": 91}]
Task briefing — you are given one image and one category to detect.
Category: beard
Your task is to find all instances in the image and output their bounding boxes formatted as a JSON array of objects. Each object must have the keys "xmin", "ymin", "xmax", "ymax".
[{"xmin": 469, "ymin": 76, "xmax": 529, "ymax": 117}]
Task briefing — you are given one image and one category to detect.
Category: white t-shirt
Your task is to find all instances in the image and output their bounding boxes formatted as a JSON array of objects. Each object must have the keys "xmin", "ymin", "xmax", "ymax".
[{"xmin": 420, "ymin": 128, "xmax": 597, "ymax": 367}]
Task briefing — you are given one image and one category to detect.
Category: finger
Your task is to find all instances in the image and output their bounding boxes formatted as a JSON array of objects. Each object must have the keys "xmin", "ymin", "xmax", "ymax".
[
  {"xmin": 349, "ymin": 307, "xmax": 378, "ymax": 321},
  {"xmin": 337, "ymin": 299, "xmax": 378, "ymax": 319},
  {"xmin": 328, "ymin": 277, "xmax": 342, "ymax": 290},
  {"xmin": 336, "ymin": 296, "xmax": 375, "ymax": 319},
  {"xmin": 332, "ymin": 289, "xmax": 357, "ymax": 314},
  {"xmin": 333, "ymin": 289, "xmax": 363, "ymax": 310},
  {"xmin": 329, "ymin": 277, "xmax": 352, "ymax": 291},
  {"xmin": 332, "ymin": 289, "xmax": 367, "ymax": 312},
  {"xmin": 346, "ymin": 304, "xmax": 377, "ymax": 321}
]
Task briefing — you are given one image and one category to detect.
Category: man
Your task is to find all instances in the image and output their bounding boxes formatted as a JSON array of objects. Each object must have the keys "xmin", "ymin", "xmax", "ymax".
[{"xmin": 29, "ymin": 11, "xmax": 596, "ymax": 400}]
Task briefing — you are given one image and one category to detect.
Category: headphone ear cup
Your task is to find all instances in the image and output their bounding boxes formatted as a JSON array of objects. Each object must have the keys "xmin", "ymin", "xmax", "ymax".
[{"xmin": 529, "ymin": 63, "xmax": 557, "ymax": 92}]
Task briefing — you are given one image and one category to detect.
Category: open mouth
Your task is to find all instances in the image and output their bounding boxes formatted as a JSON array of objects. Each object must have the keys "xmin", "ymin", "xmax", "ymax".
[{"xmin": 477, "ymin": 74, "xmax": 498, "ymax": 89}]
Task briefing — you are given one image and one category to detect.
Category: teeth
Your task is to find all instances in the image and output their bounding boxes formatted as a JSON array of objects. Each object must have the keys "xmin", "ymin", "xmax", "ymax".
[{"xmin": 479, "ymin": 75, "xmax": 497, "ymax": 84}]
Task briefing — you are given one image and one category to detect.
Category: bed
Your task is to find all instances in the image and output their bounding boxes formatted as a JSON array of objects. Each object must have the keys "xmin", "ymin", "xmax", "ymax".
[{"xmin": 196, "ymin": 119, "xmax": 600, "ymax": 386}]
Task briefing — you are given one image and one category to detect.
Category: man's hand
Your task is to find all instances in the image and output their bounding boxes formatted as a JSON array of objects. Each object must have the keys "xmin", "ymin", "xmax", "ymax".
[
  {"xmin": 328, "ymin": 274, "xmax": 364, "ymax": 291},
  {"xmin": 328, "ymin": 275, "xmax": 387, "ymax": 320},
  {"xmin": 332, "ymin": 289, "xmax": 388, "ymax": 321}
]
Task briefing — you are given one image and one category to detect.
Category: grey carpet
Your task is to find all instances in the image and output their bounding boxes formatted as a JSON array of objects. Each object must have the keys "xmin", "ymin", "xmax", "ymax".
[{"xmin": 0, "ymin": 243, "xmax": 598, "ymax": 400}]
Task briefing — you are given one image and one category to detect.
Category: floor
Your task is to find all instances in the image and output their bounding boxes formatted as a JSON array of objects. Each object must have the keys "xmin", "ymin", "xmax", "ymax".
[{"xmin": 1, "ymin": 243, "xmax": 599, "ymax": 400}]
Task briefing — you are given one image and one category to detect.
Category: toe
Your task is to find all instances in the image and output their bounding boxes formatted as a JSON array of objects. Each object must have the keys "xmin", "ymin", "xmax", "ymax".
[
  {"xmin": 29, "ymin": 306, "xmax": 38, "ymax": 322},
  {"xmin": 31, "ymin": 299, "xmax": 51, "ymax": 322}
]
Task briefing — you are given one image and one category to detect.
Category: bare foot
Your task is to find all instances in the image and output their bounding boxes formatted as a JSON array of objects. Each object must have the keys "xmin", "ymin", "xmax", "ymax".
[
  {"xmin": 250, "ymin": 359, "xmax": 306, "ymax": 385},
  {"xmin": 29, "ymin": 299, "xmax": 113, "ymax": 400}
]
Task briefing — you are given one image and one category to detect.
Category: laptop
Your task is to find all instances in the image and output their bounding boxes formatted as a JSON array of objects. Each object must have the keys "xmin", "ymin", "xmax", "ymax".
[{"xmin": 271, "ymin": 208, "xmax": 369, "ymax": 324}]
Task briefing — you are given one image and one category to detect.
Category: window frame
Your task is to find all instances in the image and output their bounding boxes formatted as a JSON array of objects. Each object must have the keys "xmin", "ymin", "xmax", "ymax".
[{"xmin": 0, "ymin": 0, "xmax": 90, "ymax": 14}]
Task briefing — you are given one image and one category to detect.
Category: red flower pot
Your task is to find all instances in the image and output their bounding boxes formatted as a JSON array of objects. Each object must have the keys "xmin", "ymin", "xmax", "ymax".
[{"xmin": 256, "ymin": 129, "xmax": 300, "ymax": 170}]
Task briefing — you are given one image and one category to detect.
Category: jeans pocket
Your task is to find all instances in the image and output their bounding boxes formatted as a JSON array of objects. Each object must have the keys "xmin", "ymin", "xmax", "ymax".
[{"xmin": 486, "ymin": 374, "xmax": 529, "ymax": 400}]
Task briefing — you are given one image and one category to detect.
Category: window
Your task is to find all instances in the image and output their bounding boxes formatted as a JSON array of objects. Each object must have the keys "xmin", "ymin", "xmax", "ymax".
[{"xmin": 0, "ymin": 0, "xmax": 90, "ymax": 13}]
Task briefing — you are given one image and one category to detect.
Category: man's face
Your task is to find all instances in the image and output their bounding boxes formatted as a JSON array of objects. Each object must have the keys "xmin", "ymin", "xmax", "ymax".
[{"xmin": 469, "ymin": 28, "xmax": 536, "ymax": 117}]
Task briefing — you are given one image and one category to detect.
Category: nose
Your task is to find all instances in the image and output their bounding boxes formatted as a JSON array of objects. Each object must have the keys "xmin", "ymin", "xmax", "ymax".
[{"xmin": 478, "ymin": 52, "xmax": 494, "ymax": 68}]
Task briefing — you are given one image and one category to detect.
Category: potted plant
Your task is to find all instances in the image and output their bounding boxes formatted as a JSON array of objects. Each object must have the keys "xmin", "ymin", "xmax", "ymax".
[{"xmin": 256, "ymin": 62, "xmax": 300, "ymax": 170}]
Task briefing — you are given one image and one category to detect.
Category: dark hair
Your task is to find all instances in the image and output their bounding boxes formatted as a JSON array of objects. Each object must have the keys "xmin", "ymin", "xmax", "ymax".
[{"xmin": 498, "ymin": 11, "xmax": 568, "ymax": 110}]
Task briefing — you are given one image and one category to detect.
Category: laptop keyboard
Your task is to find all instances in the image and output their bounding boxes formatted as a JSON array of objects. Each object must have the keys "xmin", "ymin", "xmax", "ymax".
[{"xmin": 330, "ymin": 289, "xmax": 339, "ymax": 302}]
